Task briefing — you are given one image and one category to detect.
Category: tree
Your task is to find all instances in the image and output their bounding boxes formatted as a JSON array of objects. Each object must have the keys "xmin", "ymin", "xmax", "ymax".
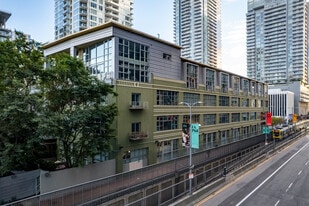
[
  {"xmin": 38, "ymin": 53, "xmax": 118, "ymax": 168},
  {"xmin": 0, "ymin": 32, "xmax": 45, "ymax": 176}
]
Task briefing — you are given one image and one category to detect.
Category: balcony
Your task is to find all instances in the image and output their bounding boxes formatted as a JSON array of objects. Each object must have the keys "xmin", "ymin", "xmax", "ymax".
[
  {"xmin": 129, "ymin": 132, "xmax": 148, "ymax": 141},
  {"xmin": 129, "ymin": 101, "xmax": 148, "ymax": 110}
]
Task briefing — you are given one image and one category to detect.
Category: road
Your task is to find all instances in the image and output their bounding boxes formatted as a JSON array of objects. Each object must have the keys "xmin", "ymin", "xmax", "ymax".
[{"xmin": 197, "ymin": 135, "xmax": 309, "ymax": 206}]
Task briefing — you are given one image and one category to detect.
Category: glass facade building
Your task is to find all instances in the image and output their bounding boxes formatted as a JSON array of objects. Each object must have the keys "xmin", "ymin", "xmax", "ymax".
[
  {"xmin": 247, "ymin": 0, "xmax": 308, "ymax": 84},
  {"xmin": 54, "ymin": 0, "xmax": 133, "ymax": 39},
  {"xmin": 173, "ymin": 0, "xmax": 221, "ymax": 68}
]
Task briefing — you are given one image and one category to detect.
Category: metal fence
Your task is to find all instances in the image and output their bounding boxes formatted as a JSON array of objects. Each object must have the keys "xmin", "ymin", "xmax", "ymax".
[{"xmin": 6, "ymin": 135, "xmax": 265, "ymax": 206}]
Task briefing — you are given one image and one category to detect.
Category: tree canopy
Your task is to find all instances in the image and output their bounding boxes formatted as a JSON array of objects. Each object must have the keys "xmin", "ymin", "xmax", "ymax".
[{"xmin": 0, "ymin": 32, "xmax": 117, "ymax": 176}]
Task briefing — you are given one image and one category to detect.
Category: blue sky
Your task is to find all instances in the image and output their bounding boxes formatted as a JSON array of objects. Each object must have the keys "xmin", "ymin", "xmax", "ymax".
[{"xmin": 1, "ymin": 0, "xmax": 247, "ymax": 76}]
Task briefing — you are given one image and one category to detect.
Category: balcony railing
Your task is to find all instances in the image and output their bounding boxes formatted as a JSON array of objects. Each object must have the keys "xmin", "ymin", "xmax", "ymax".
[
  {"xmin": 129, "ymin": 132, "xmax": 148, "ymax": 141},
  {"xmin": 129, "ymin": 101, "xmax": 148, "ymax": 110}
]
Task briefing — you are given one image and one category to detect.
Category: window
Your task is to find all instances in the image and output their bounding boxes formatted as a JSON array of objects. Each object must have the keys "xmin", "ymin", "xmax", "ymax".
[
  {"xmin": 219, "ymin": 113, "xmax": 229, "ymax": 124},
  {"xmin": 242, "ymin": 113, "xmax": 249, "ymax": 121},
  {"xmin": 221, "ymin": 73, "xmax": 229, "ymax": 93},
  {"xmin": 219, "ymin": 96, "xmax": 229, "ymax": 106},
  {"xmin": 183, "ymin": 93, "xmax": 200, "ymax": 104},
  {"xmin": 250, "ymin": 112, "xmax": 256, "ymax": 120},
  {"xmin": 203, "ymin": 114, "xmax": 216, "ymax": 125},
  {"xmin": 157, "ymin": 90, "xmax": 178, "ymax": 105},
  {"xmin": 204, "ymin": 94, "xmax": 216, "ymax": 106},
  {"xmin": 243, "ymin": 79, "xmax": 249, "ymax": 94},
  {"xmin": 157, "ymin": 115, "xmax": 178, "ymax": 131},
  {"xmin": 231, "ymin": 97, "xmax": 240, "ymax": 107},
  {"xmin": 186, "ymin": 63, "xmax": 198, "ymax": 89},
  {"xmin": 131, "ymin": 93, "xmax": 141, "ymax": 107},
  {"xmin": 163, "ymin": 53, "xmax": 171, "ymax": 60},
  {"xmin": 118, "ymin": 38, "xmax": 149, "ymax": 83},
  {"xmin": 132, "ymin": 122, "xmax": 141, "ymax": 132},
  {"xmin": 83, "ymin": 39, "xmax": 113, "ymax": 80},
  {"xmin": 206, "ymin": 69, "xmax": 215, "ymax": 91},
  {"xmin": 242, "ymin": 98, "xmax": 249, "ymax": 107},
  {"xmin": 232, "ymin": 113, "xmax": 240, "ymax": 122},
  {"xmin": 183, "ymin": 114, "xmax": 200, "ymax": 124},
  {"xmin": 233, "ymin": 76, "xmax": 240, "ymax": 94}
]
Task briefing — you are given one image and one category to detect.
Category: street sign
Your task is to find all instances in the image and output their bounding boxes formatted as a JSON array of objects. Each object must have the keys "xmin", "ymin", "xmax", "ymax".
[
  {"xmin": 191, "ymin": 123, "xmax": 199, "ymax": 149},
  {"xmin": 266, "ymin": 112, "xmax": 272, "ymax": 125},
  {"xmin": 262, "ymin": 126, "xmax": 270, "ymax": 134}
]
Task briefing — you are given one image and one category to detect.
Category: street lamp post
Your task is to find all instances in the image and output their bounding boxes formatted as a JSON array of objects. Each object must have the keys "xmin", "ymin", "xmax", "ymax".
[{"xmin": 180, "ymin": 101, "xmax": 202, "ymax": 195}]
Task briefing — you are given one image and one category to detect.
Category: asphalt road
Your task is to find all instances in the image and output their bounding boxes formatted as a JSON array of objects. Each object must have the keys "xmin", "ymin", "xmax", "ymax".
[{"xmin": 197, "ymin": 135, "xmax": 309, "ymax": 206}]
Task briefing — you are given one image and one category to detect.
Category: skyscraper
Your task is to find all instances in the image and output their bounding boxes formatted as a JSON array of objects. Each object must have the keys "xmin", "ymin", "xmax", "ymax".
[
  {"xmin": 0, "ymin": 10, "xmax": 11, "ymax": 41},
  {"xmin": 246, "ymin": 0, "xmax": 309, "ymax": 115},
  {"xmin": 54, "ymin": 0, "xmax": 133, "ymax": 40},
  {"xmin": 247, "ymin": 0, "xmax": 308, "ymax": 84},
  {"xmin": 173, "ymin": 0, "xmax": 221, "ymax": 68}
]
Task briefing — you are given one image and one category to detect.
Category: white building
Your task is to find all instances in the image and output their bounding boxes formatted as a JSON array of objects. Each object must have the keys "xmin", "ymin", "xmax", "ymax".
[
  {"xmin": 54, "ymin": 0, "xmax": 133, "ymax": 40},
  {"xmin": 268, "ymin": 88, "xmax": 294, "ymax": 119},
  {"xmin": 173, "ymin": 0, "xmax": 221, "ymax": 68}
]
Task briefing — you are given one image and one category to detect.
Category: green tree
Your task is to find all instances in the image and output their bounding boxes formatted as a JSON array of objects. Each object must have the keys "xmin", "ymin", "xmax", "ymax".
[
  {"xmin": 0, "ymin": 32, "xmax": 44, "ymax": 176},
  {"xmin": 272, "ymin": 117, "xmax": 284, "ymax": 126},
  {"xmin": 38, "ymin": 53, "xmax": 118, "ymax": 168}
]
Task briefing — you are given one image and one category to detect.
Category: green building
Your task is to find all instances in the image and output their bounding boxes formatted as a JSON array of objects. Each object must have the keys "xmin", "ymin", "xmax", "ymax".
[{"xmin": 43, "ymin": 22, "xmax": 269, "ymax": 173}]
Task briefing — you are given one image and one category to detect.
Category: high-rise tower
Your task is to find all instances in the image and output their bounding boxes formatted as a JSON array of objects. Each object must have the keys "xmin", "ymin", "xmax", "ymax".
[
  {"xmin": 246, "ymin": 0, "xmax": 308, "ymax": 84},
  {"xmin": 173, "ymin": 0, "xmax": 221, "ymax": 68},
  {"xmin": 54, "ymin": 0, "xmax": 133, "ymax": 40},
  {"xmin": 246, "ymin": 0, "xmax": 309, "ymax": 115},
  {"xmin": 0, "ymin": 10, "xmax": 11, "ymax": 41}
]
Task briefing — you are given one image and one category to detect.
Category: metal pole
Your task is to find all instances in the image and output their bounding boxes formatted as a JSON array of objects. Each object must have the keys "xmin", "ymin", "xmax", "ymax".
[{"xmin": 189, "ymin": 104, "xmax": 192, "ymax": 195}]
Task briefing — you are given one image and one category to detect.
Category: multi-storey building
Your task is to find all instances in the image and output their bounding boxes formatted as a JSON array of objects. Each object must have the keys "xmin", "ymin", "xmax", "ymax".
[
  {"xmin": 246, "ymin": 0, "xmax": 309, "ymax": 115},
  {"xmin": 0, "ymin": 10, "xmax": 11, "ymax": 41},
  {"xmin": 43, "ymin": 22, "xmax": 268, "ymax": 173},
  {"xmin": 268, "ymin": 88, "xmax": 294, "ymax": 118},
  {"xmin": 173, "ymin": 0, "xmax": 221, "ymax": 68},
  {"xmin": 54, "ymin": 0, "xmax": 133, "ymax": 40}
]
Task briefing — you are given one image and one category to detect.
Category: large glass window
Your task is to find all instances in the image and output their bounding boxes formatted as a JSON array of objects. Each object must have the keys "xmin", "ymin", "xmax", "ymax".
[
  {"xmin": 221, "ymin": 73, "xmax": 229, "ymax": 93},
  {"xmin": 157, "ymin": 90, "xmax": 178, "ymax": 105},
  {"xmin": 206, "ymin": 69, "xmax": 215, "ymax": 91},
  {"xmin": 186, "ymin": 63, "xmax": 198, "ymax": 89},
  {"xmin": 204, "ymin": 94, "xmax": 216, "ymax": 106},
  {"xmin": 219, "ymin": 96, "xmax": 229, "ymax": 106},
  {"xmin": 118, "ymin": 38, "xmax": 149, "ymax": 83},
  {"xmin": 157, "ymin": 115, "xmax": 178, "ymax": 131},
  {"xmin": 183, "ymin": 93, "xmax": 200, "ymax": 104},
  {"xmin": 203, "ymin": 114, "xmax": 216, "ymax": 125},
  {"xmin": 83, "ymin": 39, "xmax": 113, "ymax": 81},
  {"xmin": 219, "ymin": 113, "xmax": 229, "ymax": 124},
  {"xmin": 232, "ymin": 113, "xmax": 240, "ymax": 122},
  {"xmin": 183, "ymin": 114, "xmax": 200, "ymax": 124}
]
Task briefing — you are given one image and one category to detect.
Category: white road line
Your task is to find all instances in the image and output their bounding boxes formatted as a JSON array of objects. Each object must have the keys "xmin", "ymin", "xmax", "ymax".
[
  {"xmin": 298, "ymin": 170, "xmax": 302, "ymax": 175},
  {"xmin": 305, "ymin": 160, "xmax": 309, "ymax": 166},
  {"xmin": 286, "ymin": 182, "xmax": 293, "ymax": 192},
  {"xmin": 274, "ymin": 200, "xmax": 280, "ymax": 206},
  {"xmin": 235, "ymin": 141, "xmax": 309, "ymax": 206}
]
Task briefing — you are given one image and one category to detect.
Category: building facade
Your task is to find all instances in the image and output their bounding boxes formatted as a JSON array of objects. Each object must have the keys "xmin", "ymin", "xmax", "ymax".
[
  {"xmin": 54, "ymin": 0, "xmax": 133, "ymax": 40},
  {"xmin": 0, "ymin": 10, "xmax": 11, "ymax": 41},
  {"xmin": 268, "ymin": 88, "xmax": 294, "ymax": 118},
  {"xmin": 43, "ymin": 22, "xmax": 268, "ymax": 173},
  {"xmin": 173, "ymin": 0, "xmax": 221, "ymax": 68},
  {"xmin": 246, "ymin": 0, "xmax": 309, "ymax": 115}
]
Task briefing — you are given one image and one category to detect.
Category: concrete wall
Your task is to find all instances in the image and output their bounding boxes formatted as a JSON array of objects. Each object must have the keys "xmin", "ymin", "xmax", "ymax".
[
  {"xmin": 40, "ymin": 159, "xmax": 115, "ymax": 194},
  {"xmin": 0, "ymin": 170, "xmax": 40, "ymax": 203}
]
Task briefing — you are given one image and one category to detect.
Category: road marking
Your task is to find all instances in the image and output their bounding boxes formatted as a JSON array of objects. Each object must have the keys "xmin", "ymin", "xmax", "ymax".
[
  {"xmin": 305, "ymin": 160, "xmax": 309, "ymax": 166},
  {"xmin": 235, "ymin": 141, "xmax": 309, "ymax": 206},
  {"xmin": 298, "ymin": 170, "xmax": 302, "ymax": 175},
  {"xmin": 286, "ymin": 182, "xmax": 293, "ymax": 192},
  {"xmin": 274, "ymin": 200, "xmax": 280, "ymax": 206}
]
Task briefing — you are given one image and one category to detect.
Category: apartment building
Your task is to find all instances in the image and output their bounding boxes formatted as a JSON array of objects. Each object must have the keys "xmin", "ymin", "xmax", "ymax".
[
  {"xmin": 43, "ymin": 22, "xmax": 268, "ymax": 173},
  {"xmin": 54, "ymin": 0, "xmax": 133, "ymax": 39},
  {"xmin": 173, "ymin": 0, "xmax": 221, "ymax": 68},
  {"xmin": 246, "ymin": 0, "xmax": 309, "ymax": 114}
]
